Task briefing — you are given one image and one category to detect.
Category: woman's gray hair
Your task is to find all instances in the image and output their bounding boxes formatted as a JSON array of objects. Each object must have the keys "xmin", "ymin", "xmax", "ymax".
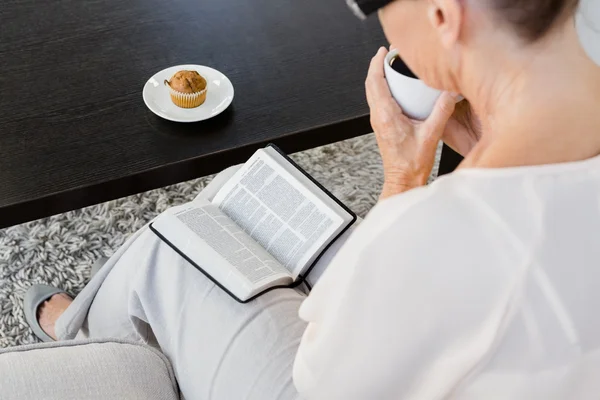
[
  {"xmin": 487, "ymin": 0, "xmax": 580, "ymax": 40},
  {"xmin": 346, "ymin": 0, "xmax": 580, "ymax": 42}
]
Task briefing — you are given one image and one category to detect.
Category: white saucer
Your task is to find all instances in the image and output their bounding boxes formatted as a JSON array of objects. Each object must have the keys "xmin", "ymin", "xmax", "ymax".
[{"xmin": 143, "ymin": 64, "xmax": 234, "ymax": 123}]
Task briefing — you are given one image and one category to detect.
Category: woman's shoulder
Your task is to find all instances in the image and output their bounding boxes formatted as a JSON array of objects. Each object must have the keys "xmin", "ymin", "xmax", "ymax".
[
  {"xmin": 365, "ymin": 163, "xmax": 587, "ymax": 259},
  {"xmin": 343, "ymin": 175, "xmax": 532, "ymax": 288},
  {"xmin": 313, "ymin": 175, "xmax": 530, "ymax": 302},
  {"xmin": 364, "ymin": 175, "xmax": 530, "ymax": 253}
]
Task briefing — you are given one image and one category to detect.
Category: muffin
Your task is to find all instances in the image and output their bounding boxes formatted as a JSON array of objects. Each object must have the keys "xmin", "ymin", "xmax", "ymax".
[{"xmin": 164, "ymin": 70, "xmax": 207, "ymax": 108}]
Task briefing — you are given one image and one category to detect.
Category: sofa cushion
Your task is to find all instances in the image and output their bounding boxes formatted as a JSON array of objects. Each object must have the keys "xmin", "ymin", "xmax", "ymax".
[{"xmin": 0, "ymin": 338, "xmax": 179, "ymax": 400}]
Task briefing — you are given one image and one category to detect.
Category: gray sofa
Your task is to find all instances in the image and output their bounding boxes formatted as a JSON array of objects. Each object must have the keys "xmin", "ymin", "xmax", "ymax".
[{"xmin": 0, "ymin": 339, "xmax": 180, "ymax": 400}]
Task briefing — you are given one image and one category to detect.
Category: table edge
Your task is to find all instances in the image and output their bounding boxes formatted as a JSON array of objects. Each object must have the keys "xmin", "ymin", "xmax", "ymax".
[{"xmin": 0, "ymin": 115, "xmax": 373, "ymax": 229}]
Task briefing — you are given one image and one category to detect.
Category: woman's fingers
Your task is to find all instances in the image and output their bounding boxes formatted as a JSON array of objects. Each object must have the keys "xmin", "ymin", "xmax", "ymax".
[
  {"xmin": 422, "ymin": 92, "xmax": 457, "ymax": 142},
  {"xmin": 442, "ymin": 99, "xmax": 483, "ymax": 157},
  {"xmin": 365, "ymin": 47, "xmax": 397, "ymax": 110},
  {"xmin": 366, "ymin": 46, "xmax": 412, "ymax": 133}
]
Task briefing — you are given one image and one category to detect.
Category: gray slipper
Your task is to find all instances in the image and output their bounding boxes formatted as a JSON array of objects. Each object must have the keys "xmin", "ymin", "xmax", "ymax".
[
  {"xmin": 24, "ymin": 285, "xmax": 68, "ymax": 342},
  {"xmin": 91, "ymin": 257, "xmax": 109, "ymax": 277}
]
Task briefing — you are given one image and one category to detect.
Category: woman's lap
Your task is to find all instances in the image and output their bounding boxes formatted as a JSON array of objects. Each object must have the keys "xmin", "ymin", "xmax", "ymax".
[
  {"xmin": 53, "ymin": 162, "xmax": 356, "ymax": 398},
  {"xmin": 57, "ymin": 227, "xmax": 305, "ymax": 399}
]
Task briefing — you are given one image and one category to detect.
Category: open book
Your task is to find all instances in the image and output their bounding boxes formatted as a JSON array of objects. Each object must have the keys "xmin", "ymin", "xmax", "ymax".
[{"xmin": 150, "ymin": 144, "xmax": 356, "ymax": 302}]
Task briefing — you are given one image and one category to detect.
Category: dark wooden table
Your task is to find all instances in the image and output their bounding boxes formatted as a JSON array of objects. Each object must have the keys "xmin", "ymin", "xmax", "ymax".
[
  {"xmin": 0, "ymin": 0, "xmax": 388, "ymax": 228},
  {"xmin": 438, "ymin": 145, "xmax": 463, "ymax": 177}
]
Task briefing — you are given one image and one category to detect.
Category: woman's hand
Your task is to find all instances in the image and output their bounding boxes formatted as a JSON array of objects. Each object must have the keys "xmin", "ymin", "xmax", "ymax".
[
  {"xmin": 442, "ymin": 99, "xmax": 483, "ymax": 157},
  {"xmin": 366, "ymin": 47, "xmax": 458, "ymax": 199}
]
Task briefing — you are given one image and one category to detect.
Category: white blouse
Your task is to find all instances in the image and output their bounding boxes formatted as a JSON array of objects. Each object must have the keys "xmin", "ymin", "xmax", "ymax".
[
  {"xmin": 293, "ymin": 3, "xmax": 600, "ymax": 398},
  {"xmin": 294, "ymin": 154, "xmax": 600, "ymax": 399}
]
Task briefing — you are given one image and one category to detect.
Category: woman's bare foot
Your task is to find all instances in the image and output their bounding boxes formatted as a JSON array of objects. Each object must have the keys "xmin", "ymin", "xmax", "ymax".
[{"xmin": 37, "ymin": 293, "xmax": 73, "ymax": 340}]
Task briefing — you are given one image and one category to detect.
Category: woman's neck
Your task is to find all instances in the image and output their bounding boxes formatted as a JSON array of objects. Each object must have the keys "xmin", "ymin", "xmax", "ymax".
[{"xmin": 459, "ymin": 18, "xmax": 600, "ymax": 169}]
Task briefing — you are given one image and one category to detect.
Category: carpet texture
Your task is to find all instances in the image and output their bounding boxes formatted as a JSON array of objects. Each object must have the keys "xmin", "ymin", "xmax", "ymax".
[{"xmin": 0, "ymin": 134, "xmax": 440, "ymax": 347}]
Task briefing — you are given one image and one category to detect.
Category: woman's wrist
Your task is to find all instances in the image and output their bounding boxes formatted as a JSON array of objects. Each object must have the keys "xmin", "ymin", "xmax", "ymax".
[{"xmin": 380, "ymin": 174, "xmax": 424, "ymax": 199}]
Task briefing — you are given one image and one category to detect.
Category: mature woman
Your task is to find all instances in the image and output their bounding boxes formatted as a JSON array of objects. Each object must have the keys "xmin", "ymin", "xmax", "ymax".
[{"xmin": 25, "ymin": 0, "xmax": 600, "ymax": 398}]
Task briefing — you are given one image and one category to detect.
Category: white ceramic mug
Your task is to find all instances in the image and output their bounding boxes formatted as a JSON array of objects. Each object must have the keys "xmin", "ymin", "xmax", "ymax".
[{"xmin": 384, "ymin": 49, "xmax": 442, "ymax": 121}]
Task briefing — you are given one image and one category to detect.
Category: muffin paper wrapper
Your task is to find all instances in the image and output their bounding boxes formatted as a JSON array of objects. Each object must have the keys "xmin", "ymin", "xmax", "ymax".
[{"xmin": 168, "ymin": 86, "xmax": 207, "ymax": 108}]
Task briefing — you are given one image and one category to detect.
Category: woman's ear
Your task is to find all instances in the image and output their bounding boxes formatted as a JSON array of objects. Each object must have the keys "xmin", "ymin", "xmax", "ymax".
[{"xmin": 428, "ymin": 0, "xmax": 463, "ymax": 48}]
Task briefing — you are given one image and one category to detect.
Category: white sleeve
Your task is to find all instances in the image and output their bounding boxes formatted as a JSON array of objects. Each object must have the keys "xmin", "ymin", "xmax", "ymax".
[{"xmin": 293, "ymin": 185, "xmax": 526, "ymax": 399}]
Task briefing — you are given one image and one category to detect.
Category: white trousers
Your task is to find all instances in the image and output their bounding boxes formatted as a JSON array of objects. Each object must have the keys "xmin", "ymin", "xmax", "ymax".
[{"xmin": 54, "ymin": 166, "xmax": 355, "ymax": 400}]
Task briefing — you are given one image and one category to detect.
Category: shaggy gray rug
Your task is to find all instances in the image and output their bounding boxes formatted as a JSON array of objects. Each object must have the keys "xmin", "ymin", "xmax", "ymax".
[{"xmin": 0, "ymin": 134, "xmax": 440, "ymax": 347}]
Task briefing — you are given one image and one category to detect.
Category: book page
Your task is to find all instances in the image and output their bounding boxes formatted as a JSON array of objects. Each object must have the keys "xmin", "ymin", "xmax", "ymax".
[
  {"xmin": 211, "ymin": 149, "xmax": 347, "ymax": 278},
  {"xmin": 152, "ymin": 201, "xmax": 292, "ymax": 301}
]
